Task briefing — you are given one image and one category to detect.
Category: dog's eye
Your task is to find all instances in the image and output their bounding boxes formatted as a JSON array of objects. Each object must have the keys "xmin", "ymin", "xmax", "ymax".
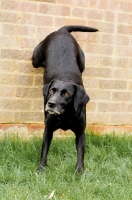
[
  {"xmin": 49, "ymin": 89, "xmax": 54, "ymax": 94},
  {"xmin": 63, "ymin": 92, "xmax": 69, "ymax": 97}
]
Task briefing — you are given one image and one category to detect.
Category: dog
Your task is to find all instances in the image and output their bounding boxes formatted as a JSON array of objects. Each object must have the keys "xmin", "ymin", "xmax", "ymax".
[{"xmin": 32, "ymin": 25, "xmax": 98, "ymax": 172}]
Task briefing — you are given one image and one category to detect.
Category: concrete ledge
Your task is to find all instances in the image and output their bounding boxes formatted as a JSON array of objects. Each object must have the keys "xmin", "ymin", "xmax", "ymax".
[{"xmin": 0, "ymin": 124, "xmax": 132, "ymax": 139}]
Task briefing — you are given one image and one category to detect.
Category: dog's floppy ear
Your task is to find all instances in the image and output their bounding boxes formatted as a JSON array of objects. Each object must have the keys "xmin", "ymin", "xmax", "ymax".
[
  {"xmin": 74, "ymin": 85, "xmax": 90, "ymax": 111},
  {"xmin": 43, "ymin": 80, "xmax": 54, "ymax": 103}
]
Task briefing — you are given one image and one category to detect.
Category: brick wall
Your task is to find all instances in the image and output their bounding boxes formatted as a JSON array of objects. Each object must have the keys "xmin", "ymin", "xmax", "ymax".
[{"xmin": 0, "ymin": 0, "xmax": 132, "ymax": 135}]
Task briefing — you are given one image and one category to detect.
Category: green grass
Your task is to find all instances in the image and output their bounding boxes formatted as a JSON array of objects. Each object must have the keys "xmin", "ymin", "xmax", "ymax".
[{"xmin": 0, "ymin": 132, "xmax": 132, "ymax": 200}]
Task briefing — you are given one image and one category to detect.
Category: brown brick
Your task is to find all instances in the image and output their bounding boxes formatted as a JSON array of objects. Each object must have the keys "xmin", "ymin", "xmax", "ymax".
[
  {"xmin": 12, "ymin": 100, "xmax": 32, "ymax": 111},
  {"xmin": 85, "ymin": 67, "xmax": 112, "ymax": 78},
  {"xmin": 100, "ymin": 45, "xmax": 114, "ymax": 55},
  {"xmin": 21, "ymin": 13, "xmax": 53, "ymax": 27},
  {"xmin": 35, "ymin": 0, "xmax": 55, "ymax": 2},
  {"xmin": 32, "ymin": 100, "xmax": 44, "ymax": 111},
  {"xmin": 0, "ymin": 112, "xmax": 13, "ymax": 123},
  {"xmin": 83, "ymin": 77, "xmax": 98, "ymax": 89},
  {"xmin": 115, "ymin": 46, "xmax": 132, "ymax": 57},
  {"xmin": 39, "ymin": 4, "xmax": 71, "ymax": 16},
  {"xmin": 86, "ymin": 112, "xmax": 110, "ymax": 124},
  {"xmin": 89, "ymin": 0, "xmax": 108, "ymax": 9},
  {"xmin": 57, "ymin": 0, "xmax": 87, "ymax": 7},
  {"xmin": 113, "ymin": 69, "xmax": 132, "ymax": 80},
  {"xmin": 86, "ymin": 9, "xmax": 104, "ymax": 20},
  {"xmin": 83, "ymin": 43, "xmax": 99, "ymax": 54},
  {"xmin": 101, "ymin": 34, "xmax": 116, "ymax": 45},
  {"xmin": 129, "ymin": 59, "xmax": 132, "ymax": 69},
  {"xmin": 86, "ymin": 102, "xmax": 96, "ymax": 112},
  {"xmin": 0, "ymin": 11, "xmax": 20, "ymax": 24},
  {"xmin": 14, "ymin": 112, "xmax": 44, "ymax": 123},
  {"xmin": 120, "ymin": 2, "xmax": 132, "ymax": 12},
  {"xmin": 110, "ymin": 114, "xmax": 132, "ymax": 125},
  {"xmin": 34, "ymin": 67, "xmax": 44, "ymax": 75},
  {"xmin": 115, "ymin": 57, "xmax": 129, "ymax": 68},
  {"xmin": 15, "ymin": 87, "xmax": 43, "ymax": 98},
  {"xmin": 86, "ymin": 113, "xmax": 97, "ymax": 124},
  {"xmin": 130, "ymin": 37, "xmax": 132, "ymax": 46},
  {"xmin": 88, "ymin": 90, "xmax": 111, "ymax": 101},
  {"xmin": 99, "ymin": 80, "xmax": 127, "ymax": 90},
  {"xmin": 19, "ymin": 38, "xmax": 37, "ymax": 49},
  {"xmin": 0, "ymin": 74, "xmax": 15, "ymax": 85},
  {"xmin": 129, "ymin": 82, "xmax": 132, "ymax": 90},
  {"xmin": 0, "ymin": 99, "xmax": 12, "ymax": 110},
  {"xmin": 85, "ymin": 55, "xmax": 100, "ymax": 68},
  {"xmin": 0, "ymin": 36, "xmax": 18, "ymax": 48},
  {"xmin": 0, "ymin": 60, "xmax": 17, "ymax": 73},
  {"xmin": 97, "ymin": 102, "xmax": 128, "ymax": 113},
  {"xmin": 72, "ymin": 7, "xmax": 86, "ymax": 18},
  {"xmin": 116, "ymin": 35, "xmax": 129, "ymax": 46},
  {"xmin": 101, "ymin": 56, "xmax": 114, "ymax": 67},
  {"xmin": 2, "ymin": 0, "xmax": 38, "ymax": 13},
  {"xmin": 72, "ymin": 31, "xmax": 99, "ymax": 43},
  {"xmin": 112, "ymin": 92, "xmax": 132, "ymax": 102},
  {"xmin": 17, "ymin": 61, "xmax": 35, "ymax": 74},
  {"xmin": 3, "ymin": 24, "xmax": 35, "ymax": 37},
  {"xmin": 1, "ymin": 49, "xmax": 32, "ymax": 61},
  {"xmin": 109, "ymin": 1, "xmax": 120, "ymax": 11},
  {"xmin": 104, "ymin": 11, "xmax": 115, "ymax": 22},
  {"xmin": 96, "ymin": 113, "xmax": 110, "ymax": 124},
  {"xmin": 118, "ymin": 13, "xmax": 132, "ymax": 25},
  {"xmin": 15, "ymin": 75, "xmax": 33, "ymax": 86},
  {"xmin": 34, "ymin": 76, "xmax": 43, "ymax": 86},
  {"xmin": 55, "ymin": 17, "xmax": 86, "ymax": 27},
  {"xmin": 37, "ymin": 27, "xmax": 56, "ymax": 39},
  {"xmin": 0, "ymin": 86, "xmax": 15, "ymax": 97},
  {"xmin": 84, "ymin": 43, "xmax": 113, "ymax": 55},
  {"xmin": 128, "ymin": 104, "xmax": 132, "ymax": 113},
  {"xmin": 117, "ymin": 24, "xmax": 132, "ymax": 35}
]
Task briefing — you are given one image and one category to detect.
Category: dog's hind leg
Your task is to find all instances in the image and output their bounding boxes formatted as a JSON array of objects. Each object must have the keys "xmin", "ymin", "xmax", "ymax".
[
  {"xmin": 32, "ymin": 41, "xmax": 46, "ymax": 68},
  {"xmin": 77, "ymin": 45, "xmax": 85, "ymax": 73}
]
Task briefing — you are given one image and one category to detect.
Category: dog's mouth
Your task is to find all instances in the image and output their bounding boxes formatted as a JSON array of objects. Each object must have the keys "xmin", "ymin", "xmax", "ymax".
[{"xmin": 45, "ymin": 109, "xmax": 60, "ymax": 115}]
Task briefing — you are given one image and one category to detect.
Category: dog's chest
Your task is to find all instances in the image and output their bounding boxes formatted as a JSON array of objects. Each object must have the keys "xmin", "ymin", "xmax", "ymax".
[{"xmin": 56, "ymin": 116, "xmax": 72, "ymax": 131}]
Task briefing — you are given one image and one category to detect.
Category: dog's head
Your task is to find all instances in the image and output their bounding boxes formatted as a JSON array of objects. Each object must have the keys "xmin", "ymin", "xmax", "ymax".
[{"xmin": 43, "ymin": 80, "xmax": 89, "ymax": 115}]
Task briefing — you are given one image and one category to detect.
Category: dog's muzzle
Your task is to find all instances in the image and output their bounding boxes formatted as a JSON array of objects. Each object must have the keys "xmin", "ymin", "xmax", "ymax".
[{"xmin": 45, "ymin": 101, "xmax": 61, "ymax": 115}]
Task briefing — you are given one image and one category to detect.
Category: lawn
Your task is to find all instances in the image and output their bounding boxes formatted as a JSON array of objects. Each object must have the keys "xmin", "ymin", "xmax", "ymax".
[{"xmin": 0, "ymin": 132, "xmax": 132, "ymax": 200}]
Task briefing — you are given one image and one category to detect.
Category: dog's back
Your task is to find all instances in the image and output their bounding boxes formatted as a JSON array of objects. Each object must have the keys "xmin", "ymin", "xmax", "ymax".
[
  {"xmin": 43, "ymin": 29, "xmax": 83, "ymax": 85},
  {"xmin": 32, "ymin": 26, "xmax": 98, "ymax": 85}
]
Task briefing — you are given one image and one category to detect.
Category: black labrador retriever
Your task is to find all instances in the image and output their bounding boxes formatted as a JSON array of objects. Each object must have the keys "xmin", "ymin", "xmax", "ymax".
[{"xmin": 32, "ymin": 25, "xmax": 98, "ymax": 172}]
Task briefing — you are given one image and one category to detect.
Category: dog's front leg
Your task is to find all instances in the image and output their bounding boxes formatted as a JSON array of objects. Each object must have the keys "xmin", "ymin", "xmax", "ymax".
[
  {"xmin": 75, "ymin": 131, "xmax": 85, "ymax": 173},
  {"xmin": 37, "ymin": 127, "xmax": 53, "ymax": 171}
]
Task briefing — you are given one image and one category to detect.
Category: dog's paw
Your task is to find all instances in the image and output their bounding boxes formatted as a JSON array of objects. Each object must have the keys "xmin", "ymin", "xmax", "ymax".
[
  {"xmin": 76, "ymin": 165, "xmax": 84, "ymax": 173},
  {"xmin": 36, "ymin": 164, "xmax": 44, "ymax": 173}
]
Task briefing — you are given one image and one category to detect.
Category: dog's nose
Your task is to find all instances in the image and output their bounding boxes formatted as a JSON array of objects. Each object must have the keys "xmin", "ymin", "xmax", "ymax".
[{"xmin": 48, "ymin": 101, "xmax": 56, "ymax": 108}]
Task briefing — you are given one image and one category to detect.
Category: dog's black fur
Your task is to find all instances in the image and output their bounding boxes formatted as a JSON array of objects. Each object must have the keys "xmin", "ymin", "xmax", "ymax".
[{"xmin": 32, "ymin": 25, "xmax": 98, "ymax": 172}]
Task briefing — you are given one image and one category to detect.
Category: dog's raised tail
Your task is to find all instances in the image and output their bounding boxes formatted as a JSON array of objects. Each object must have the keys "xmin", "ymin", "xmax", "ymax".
[{"xmin": 58, "ymin": 25, "xmax": 98, "ymax": 33}]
